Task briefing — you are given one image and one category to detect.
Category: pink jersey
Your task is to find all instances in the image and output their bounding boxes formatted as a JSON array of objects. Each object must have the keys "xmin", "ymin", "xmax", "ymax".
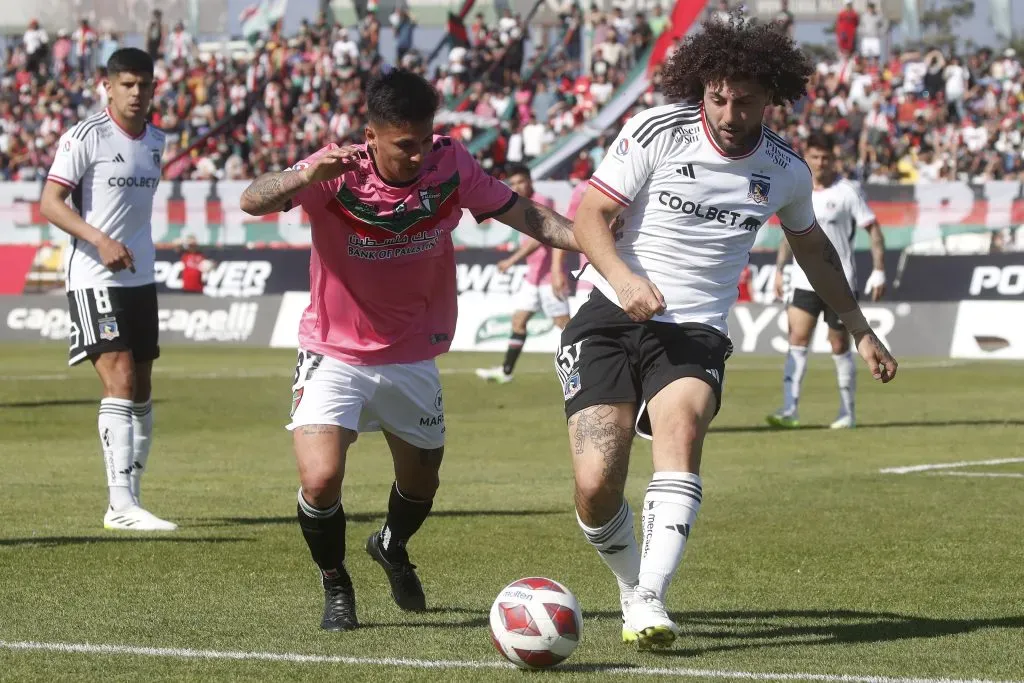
[
  {"xmin": 566, "ymin": 181, "xmax": 592, "ymax": 288},
  {"xmin": 523, "ymin": 192, "xmax": 561, "ymax": 285},
  {"xmin": 289, "ymin": 136, "xmax": 516, "ymax": 365}
]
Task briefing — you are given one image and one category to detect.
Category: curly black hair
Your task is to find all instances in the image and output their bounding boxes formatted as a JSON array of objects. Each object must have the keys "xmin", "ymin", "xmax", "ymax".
[{"xmin": 662, "ymin": 19, "xmax": 813, "ymax": 106}]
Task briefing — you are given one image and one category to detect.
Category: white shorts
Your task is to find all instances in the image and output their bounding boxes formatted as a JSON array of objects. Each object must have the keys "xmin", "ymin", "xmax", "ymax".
[
  {"xmin": 860, "ymin": 36, "xmax": 881, "ymax": 58},
  {"xmin": 287, "ymin": 350, "xmax": 445, "ymax": 449},
  {"xmin": 514, "ymin": 282, "xmax": 570, "ymax": 318}
]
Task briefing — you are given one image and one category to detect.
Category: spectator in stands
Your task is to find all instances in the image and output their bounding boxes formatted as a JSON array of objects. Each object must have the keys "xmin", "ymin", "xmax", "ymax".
[
  {"xmin": 772, "ymin": 0, "xmax": 794, "ymax": 37},
  {"xmin": 179, "ymin": 236, "xmax": 210, "ymax": 294},
  {"xmin": 24, "ymin": 19, "xmax": 49, "ymax": 73},
  {"xmin": 147, "ymin": 10, "xmax": 164, "ymax": 62},
  {"xmin": 835, "ymin": 0, "xmax": 858, "ymax": 58},
  {"xmin": 859, "ymin": 3, "xmax": 887, "ymax": 60}
]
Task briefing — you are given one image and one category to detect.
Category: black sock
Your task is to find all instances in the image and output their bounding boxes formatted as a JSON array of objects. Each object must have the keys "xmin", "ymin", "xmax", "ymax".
[
  {"xmin": 502, "ymin": 332, "xmax": 527, "ymax": 375},
  {"xmin": 379, "ymin": 482, "xmax": 433, "ymax": 561},
  {"xmin": 296, "ymin": 489, "xmax": 347, "ymax": 584}
]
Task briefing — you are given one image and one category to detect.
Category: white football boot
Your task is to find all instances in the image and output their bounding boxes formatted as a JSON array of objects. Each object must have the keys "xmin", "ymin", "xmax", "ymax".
[
  {"xmin": 474, "ymin": 367, "xmax": 513, "ymax": 384},
  {"xmin": 620, "ymin": 585, "xmax": 638, "ymax": 643},
  {"xmin": 625, "ymin": 587, "xmax": 679, "ymax": 649},
  {"xmin": 830, "ymin": 414, "xmax": 855, "ymax": 429},
  {"xmin": 103, "ymin": 506, "xmax": 178, "ymax": 531}
]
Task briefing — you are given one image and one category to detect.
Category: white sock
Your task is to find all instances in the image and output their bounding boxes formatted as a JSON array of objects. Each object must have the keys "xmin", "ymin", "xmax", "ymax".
[
  {"xmin": 639, "ymin": 472, "xmax": 702, "ymax": 602},
  {"xmin": 130, "ymin": 400, "xmax": 153, "ymax": 503},
  {"xmin": 577, "ymin": 500, "xmax": 640, "ymax": 598},
  {"xmin": 782, "ymin": 345, "xmax": 808, "ymax": 416},
  {"xmin": 98, "ymin": 398, "xmax": 136, "ymax": 511},
  {"xmin": 832, "ymin": 351, "xmax": 856, "ymax": 418}
]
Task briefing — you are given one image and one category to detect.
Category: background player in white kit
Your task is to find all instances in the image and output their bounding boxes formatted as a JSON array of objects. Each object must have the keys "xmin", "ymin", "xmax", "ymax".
[
  {"xmin": 476, "ymin": 164, "xmax": 570, "ymax": 383},
  {"xmin": 556, "ymin": 18, "xmax": 898, "ymax": 650},
  {"xmin": 40, "ymin": 48, "xmax": 174, "ymax": 532},
  {"xmin": 767, "ymin": 133, "xmax": 888, "ymax": 430}
]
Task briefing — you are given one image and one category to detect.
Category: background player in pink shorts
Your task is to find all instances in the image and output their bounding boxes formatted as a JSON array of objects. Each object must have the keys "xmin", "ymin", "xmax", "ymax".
[
  {"xmin": 239, "ymin": 69, "xmax": 578, "ymax": 632},
  {"xmin": 475, "ymin": 164, "xmax": 570, "ymax": 384}
]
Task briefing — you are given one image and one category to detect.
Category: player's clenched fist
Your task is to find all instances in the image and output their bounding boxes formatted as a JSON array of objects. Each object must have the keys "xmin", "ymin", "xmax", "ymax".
[
  {"xmin": 301, "ymin": 145, "xmax": 362, "ymax": 183},
  {"xmin": 613, "ymin": 273, "xmax": 666, "ymax": 322},
  {"xmin": 855, "ymin": 331, "xmax": 898, "ymax": 383},
  {"xmin": 97, "ymin": 235, "xmax": 135, "ymax": 273}
]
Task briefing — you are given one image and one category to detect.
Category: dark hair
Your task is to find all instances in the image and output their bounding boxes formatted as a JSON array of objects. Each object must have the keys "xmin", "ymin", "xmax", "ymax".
[
  {"xmin": 805, "ymin": 132, "xmax": 835, "ymax": 152},
  {"xmin": 366, "ymin": 68, "xmax": 440, "ymax": 126},
  {"xmin": 505, "ymin": 163, "xmax": 532, "ymax": 180},
  {"xmin": 661, "ymin": 18, "xmax": 812, "ymax": 105},
  {"xmin": 107, "ymin": 48, "xmax": 154, "ymax": 77}
]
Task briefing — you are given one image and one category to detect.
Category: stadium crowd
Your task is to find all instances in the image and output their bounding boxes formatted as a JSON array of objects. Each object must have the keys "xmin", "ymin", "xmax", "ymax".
[{"xmin": 1, "ymin": 3, "xmax": 1023, "ymax": 185}]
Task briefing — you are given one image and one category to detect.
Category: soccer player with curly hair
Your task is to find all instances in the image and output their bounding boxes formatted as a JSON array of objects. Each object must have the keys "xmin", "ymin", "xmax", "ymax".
[{"xmin": 555, "ymin": 18, "xmax": 899, "ymax": 649}]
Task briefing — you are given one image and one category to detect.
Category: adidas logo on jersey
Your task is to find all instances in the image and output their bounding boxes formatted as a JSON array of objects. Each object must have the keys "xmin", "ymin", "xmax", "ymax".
[
  {"xmin": 676, "ymin": 163, "xmax": 696, "ymax": 179},
  {"xmin": 112, "ymin": 153, "xmax": 126, "ymax": 163}
]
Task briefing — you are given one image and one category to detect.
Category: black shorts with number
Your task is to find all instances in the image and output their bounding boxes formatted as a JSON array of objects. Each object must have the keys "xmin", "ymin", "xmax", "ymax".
[
  {"xmin": 554, "ymin": 290, "xmax": 733, "ymax": 437},
  {"xmin": 66, "ymin": 284, "xmax": 160, "ymax": 367},
  {"xmin": 789, "ymin": 288, "xmax": 846, "ymax": 331}
]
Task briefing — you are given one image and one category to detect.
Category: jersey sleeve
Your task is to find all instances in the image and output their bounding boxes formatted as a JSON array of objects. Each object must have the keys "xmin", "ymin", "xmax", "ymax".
[
  {"xmin": 776, "ymin": 163, "xmax": 816, "ymax": 235},
  {"xmin": 452, "ymin": 140, "xmax": 517, "ymax": 221},
  {"xmin": 47, "ymin": 129, "xmax": 93, "ymax": 189},
  {"xmin": 847, "ymin": 182, "xmax": 877, "ymax": 228},
  {"xmin": 589, "ymin": 113, "xmax": 669, "ymax": 207},
  {"xmin": 284, "ymin": 143, "xmax": 340, "ymax": 211}
]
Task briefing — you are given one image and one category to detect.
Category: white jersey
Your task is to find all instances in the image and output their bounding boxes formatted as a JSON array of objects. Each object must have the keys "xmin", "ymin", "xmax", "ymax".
[
  {"xmin": 47, "ymin": 109, "xmax": 165, "ymax": 291},
  {"xmin": 789, "ymin": 178, "xmax": 876, "ymax": 293},
  {"xmin": 585, "ymin": 102, "xmax": 816, "ymax": 334}
]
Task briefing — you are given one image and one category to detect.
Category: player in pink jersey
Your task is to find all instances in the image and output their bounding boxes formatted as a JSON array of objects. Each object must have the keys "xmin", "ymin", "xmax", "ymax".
[
  {"xmin": 475, "ymin": 164, "xmax": 570, "ymax": 384},
  {"xmin": 239, "ymin": 69, "xmax": 578, "ymax": 632}
]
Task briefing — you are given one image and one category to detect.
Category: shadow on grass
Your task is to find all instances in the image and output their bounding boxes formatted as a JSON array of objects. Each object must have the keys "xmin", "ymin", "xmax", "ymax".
[
  {"xmin": 0, "ymin": 398, "xmax": 166, "ymax": 409},
  {"xmin": 363, "ymin": 607, "xmax": 1024, "ymax": 649},
  {"xmin": 714, "ymin": 419, "xmax": 1024, "ymax": 434},
  {"xmin": 195, "ymin": 509, "xmax": 566, "ymax": 528},
  {"xmin": 0, "ymin": 535, "xmax": 248, "ymax": 548}
]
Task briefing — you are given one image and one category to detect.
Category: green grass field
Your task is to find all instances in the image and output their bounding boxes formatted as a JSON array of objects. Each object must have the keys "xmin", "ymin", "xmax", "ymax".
[{"xmin": 1, "ymin": 344, "xmax": 1022, "ymax": 682}]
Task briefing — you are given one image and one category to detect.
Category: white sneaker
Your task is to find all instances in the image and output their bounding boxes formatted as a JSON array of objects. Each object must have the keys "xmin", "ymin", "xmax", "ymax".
[
  {"xmin": 830, "ymin": 414, "xmax": 855, "ymax": 429},
  {"xmin": 103, "ymin": 506, "xmax": 178, "ymax": 531},
  {"xmin": 474, "ymin": 367, "xmax": 513, "ymax": 384},
  {"xmin": 625, "ymin": 587, "xmax": 679, "ymax": 649}
]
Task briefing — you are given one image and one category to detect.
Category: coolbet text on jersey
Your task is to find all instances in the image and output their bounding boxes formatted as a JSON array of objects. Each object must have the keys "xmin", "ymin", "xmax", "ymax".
[
  {"xmin": 47, "ymin": 109, "xmax": 166, "ymax": 290},
  {"xmin": 287, "ymin": 136, "xmax": 516, "ymax": 366},
  {"xmin": 584, "ymin": 101, "xmax": 816, "ymax": 334}
]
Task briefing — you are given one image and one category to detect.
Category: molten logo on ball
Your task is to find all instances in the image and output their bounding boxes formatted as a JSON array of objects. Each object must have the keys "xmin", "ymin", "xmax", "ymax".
[{"xmin": 488, "ymin": 577, "xmax": 582, "ymax": 669}]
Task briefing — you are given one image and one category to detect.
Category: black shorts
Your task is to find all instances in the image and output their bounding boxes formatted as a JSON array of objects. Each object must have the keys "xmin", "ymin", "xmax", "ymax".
[
  {"xmin": 67, "ymin": 284, "xmax": 160, "ymax": 367},
  {"xmin": 555, "ymin": 290, "xmax": 733, "ymax": 437},
  {"xmin": 790, "ymin": 288, "xmax": 845, "ymax": 331}
]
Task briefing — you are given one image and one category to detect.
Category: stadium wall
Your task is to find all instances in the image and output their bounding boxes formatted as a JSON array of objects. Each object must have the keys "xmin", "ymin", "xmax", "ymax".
[{"xmin": 2, "ymin": 293, "xmax": 1020, "ymax": 359}]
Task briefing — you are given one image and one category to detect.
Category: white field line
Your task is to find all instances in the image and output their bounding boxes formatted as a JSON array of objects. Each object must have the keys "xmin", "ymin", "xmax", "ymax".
[
  {"xmin": 0, "ymin": 640, "xmax": 1018, "ymax": 683},
  {"xmin": 0, "ymin": 359, "xmax": 980, "ymax": 383},
  {"xmin": 880, "ymin": 458, "xmax": 1024, "ymax": 475},
  {"xmin": 927, "ymin": 472, "xmax": 1024, "ymax": 479}
]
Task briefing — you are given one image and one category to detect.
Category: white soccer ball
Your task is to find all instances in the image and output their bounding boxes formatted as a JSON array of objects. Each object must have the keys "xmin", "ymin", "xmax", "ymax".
[{"xmin": 488, "ymin": 577, "xmax": 582, "ymax": 670}]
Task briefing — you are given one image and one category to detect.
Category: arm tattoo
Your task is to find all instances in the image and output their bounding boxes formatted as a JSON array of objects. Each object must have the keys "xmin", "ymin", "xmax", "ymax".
[
  {"xmin": 240, "ymin": 170, "xmax": 308, "ymax": 215},
  {"xmin": 519, "ymin": 201, "xmax": 578, "ymax": 251},
  {"xmin": 569, "ymin": 406, "xmax": 632, "ymax": 487}
]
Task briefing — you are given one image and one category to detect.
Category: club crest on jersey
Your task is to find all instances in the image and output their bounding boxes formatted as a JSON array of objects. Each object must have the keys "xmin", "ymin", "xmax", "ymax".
[
  {"xmin": 615, "ymin": 138, "xmax": 629, "ymax": 156},
  {"xmin": 748, "ymin": 174, "xmax": 771, "ymax": 205},
  {"xmin": 98, "ymin": 319, "xmax": 120, "ymax": 341},
  {"xmin": 152, "ymin": 149, "xmax": 162, "ymax": 167},
  {"xmin": 419, "ymin": 186, "xmax": 440, "ymax": 213}
]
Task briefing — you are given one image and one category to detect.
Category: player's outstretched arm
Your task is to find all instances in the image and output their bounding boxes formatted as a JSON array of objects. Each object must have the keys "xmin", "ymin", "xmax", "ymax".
[
  {"xmin": 864, "ymin": 221, "xmax": 887, "ymax": 301},
  {"xmin": 239, "ymin": 170, "xmax": 311, "ymax": 215},
  {"xmin": 40, "ymin": 180, "xmax": 135, "ymax": 273},
  {"xmin": 785, "ymin": 224, "xmax": 898, "ymax": 383},
  {"xmin": 240, "ymin": 146, "xmax": 361, "ymax": 215},
  {"xmin": 499, "ymin": 236, "xmax": 542, "ymax": 272},
  {"xmin": 493, "ymin": 196, "xmax": 579, "ymax": 252}
]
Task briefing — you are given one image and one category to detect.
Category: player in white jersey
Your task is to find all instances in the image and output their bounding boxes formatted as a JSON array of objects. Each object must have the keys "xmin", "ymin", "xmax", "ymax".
[
  {"xmin": 40, "ymin": 49, "xmax": 175, "ymax": 532},
  {"xmin": 555, "ymin": 19, "xmax": 898, "ymax": 650},
  {"xmin": 767, "ymin": 133, "xmax": 888, "ymax": 430}
]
